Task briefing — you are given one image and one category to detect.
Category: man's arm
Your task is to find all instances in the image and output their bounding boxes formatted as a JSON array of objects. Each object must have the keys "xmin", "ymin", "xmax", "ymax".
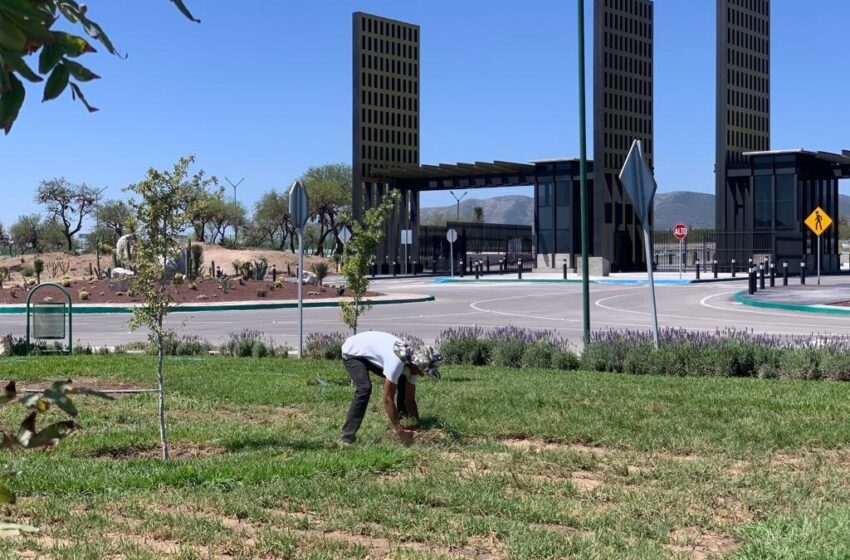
[
  {"xmin": 404, "ymin": 380, "xmax": 419, "ymax": 420},
  {"xmin": 383, "ymin": 380, "xmax": 412, "ymax": 444}
]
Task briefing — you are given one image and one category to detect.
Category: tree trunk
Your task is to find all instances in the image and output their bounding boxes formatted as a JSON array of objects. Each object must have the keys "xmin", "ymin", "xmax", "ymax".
[
  {"xmin": 157, "ymin": 321, "xmax": 170, "ymax": 460},
  {"xmin": 65, "ymin": 233, "xmax": 73, "ymax": 253}
]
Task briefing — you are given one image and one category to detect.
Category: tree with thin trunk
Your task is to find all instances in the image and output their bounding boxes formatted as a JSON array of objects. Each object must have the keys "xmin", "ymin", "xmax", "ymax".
[
  {"xmin": 126, "ymin": 156, "xmax": 215, "ymax": 460},
  {"xmin": 340, "ymin": 190, "xmax": 401, "ymax": 333},
  {"xmin": 35, "ymin": 178, "xmax": 98, "ymax": 252}
]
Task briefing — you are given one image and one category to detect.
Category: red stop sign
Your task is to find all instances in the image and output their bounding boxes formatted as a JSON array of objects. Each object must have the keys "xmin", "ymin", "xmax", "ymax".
[{"xmin": 673, "ymin": 223, "xmax": 688, "ymax": 241}]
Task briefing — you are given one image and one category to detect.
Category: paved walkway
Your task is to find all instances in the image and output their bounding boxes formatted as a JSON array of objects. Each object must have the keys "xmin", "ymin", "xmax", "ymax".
[{"xmin": 739, "ymin": 284, "xmax": 850, "ymax": 307}]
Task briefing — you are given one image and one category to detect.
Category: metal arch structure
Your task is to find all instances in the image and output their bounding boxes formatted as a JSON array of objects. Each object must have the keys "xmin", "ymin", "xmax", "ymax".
[{"xmin": 26, "ymin": 282, "xmax": 73, "ymax": 356}]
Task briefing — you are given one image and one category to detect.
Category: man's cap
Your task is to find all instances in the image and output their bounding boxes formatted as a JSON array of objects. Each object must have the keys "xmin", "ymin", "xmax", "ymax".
[{"xmin": 393, "ymin": 340, "xmax": 443, "ymax": 380}]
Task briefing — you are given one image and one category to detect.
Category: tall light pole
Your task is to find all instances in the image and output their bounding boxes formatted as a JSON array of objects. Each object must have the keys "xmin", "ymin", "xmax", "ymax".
[
  {"xmin": 578, "ymin": 0, "xmax": 591, "ymax": 344},
  {"xmin": 449, "ymin": 190, "xmax": 468, "ymax": 222},
  {"xmin": 225, "ymin": 177, "xmax": 245, "ymax": 202}
]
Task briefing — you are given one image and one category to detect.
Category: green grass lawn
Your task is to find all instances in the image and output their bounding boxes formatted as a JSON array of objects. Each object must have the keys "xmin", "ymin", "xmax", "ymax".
[{"xmin": 2, "ymin": 356, "xmax": 850, "ymax": 559}]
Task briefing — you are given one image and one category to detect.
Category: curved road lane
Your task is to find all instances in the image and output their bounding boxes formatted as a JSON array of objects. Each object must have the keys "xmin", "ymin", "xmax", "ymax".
[{"xmin": 3, "ymin": 277, "xmax": 850, "ymax": 348}]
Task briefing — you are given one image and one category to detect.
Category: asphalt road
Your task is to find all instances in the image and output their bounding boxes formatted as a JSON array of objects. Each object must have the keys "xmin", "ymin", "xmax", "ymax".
[{"xmin": 4, "ymin": 277, "xmax": 850, "ymax": 349}]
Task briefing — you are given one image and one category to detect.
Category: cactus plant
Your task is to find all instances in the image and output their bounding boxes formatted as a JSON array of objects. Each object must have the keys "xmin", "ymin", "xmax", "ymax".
[
  {"xmin": 256, "ymin": 289, "xmax": 268, "ymax": 298},
  {"xmin": 311, "ymin": 262, "xmax": 329, "ymax": 288},
  {"xmin": 0, "ymin": 267, "xmax": 8, "ymax": 289},
  {"xmin": 173, "ymin": 272, "xmax": 184, "ymax": 286},
  {"xmin": 79, "ymin": 290, "xmax": 90, "ymax": 301},
  {"xmin": 253, "ymin": 257, "xmax": 269, "ymax": 281},
  {"xmin": 61, "ymin": 275, "xmax": 71, "ymax": 288},
  {"xmin": 33, "ymin": 259, "xmax": 44, "ymax": 284}
]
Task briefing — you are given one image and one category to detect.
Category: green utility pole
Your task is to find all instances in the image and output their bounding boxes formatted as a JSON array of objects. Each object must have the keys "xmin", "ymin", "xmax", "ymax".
[{"xmin": 578, "ymin": 0, "xmax": 591, "ymax": 343}]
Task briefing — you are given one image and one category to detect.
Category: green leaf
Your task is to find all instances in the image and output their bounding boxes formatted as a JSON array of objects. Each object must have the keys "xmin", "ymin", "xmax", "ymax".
[
  {"xmin": 52, "ymin": 31, "xmax": 96, "ymax": 57},
  {"xmin": 42, "ymin": 381, "xmax": 77, "ymax": 416},
  {"xmin": 0, "ymin": 381, "xmax": 16, "ymax": 405},
  {"xmin": 38, "ymin": 43, "xmax": 63, "ymax": 74},
  {"xmin": 0, "ymin": 482, "xmax": 15, "ymax": 505},
  {"xmin": 42, "ymin": 63, "xmax": 70, "ymax": 102},
  {"xmin": 171, "ymin": 0, "xmax": 201, "ymax": 23},
  {"xmin": 78, "ymin": 15, "xmax": 120, "ymax": 57},
  {"xmin": 0, "ymin": 72, "xmax": 24, "ymax": 134},
  {"xmin": 5, "ymin": 55, "xmax": 43, "ymax": 83},
  {"xmin": 69, "ymin": 82, "xmax": 98, "ymax": 113},
  {"xmin": 63, "ymin": 60, "xmax": 99, "ymax": 82},
  {"xmin": 26, "ymin": 420, "xmax": 79, "ymax": 449},
  {"xmin": 0, "ymin": 522, "xmax": 39, "ymax": 538},
  {"xmin": 0, "ymin": 19, "xmax": 26, "ymax": 51}
]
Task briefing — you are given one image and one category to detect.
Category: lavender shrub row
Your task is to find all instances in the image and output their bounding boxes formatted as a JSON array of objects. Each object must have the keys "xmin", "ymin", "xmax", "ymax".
[{"xmin": 436, "ymin": 326, "xmax": 579, "ymax": 371}]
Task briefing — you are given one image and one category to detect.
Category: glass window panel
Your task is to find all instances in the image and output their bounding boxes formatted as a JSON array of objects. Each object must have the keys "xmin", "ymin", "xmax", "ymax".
[
  {"xmin": 754, "ymin": 175, "xmax": 772, "ymax": 229},
  {"xmin": 775, "ymin": 175, "xmax": 795, "ymax": 230},
  {"xmin": 537, "ymin": 231, "xmax": 553, "ymax": 255},
  {"xmin": 539, "ymin": 210, "xmax": 553, "ymax": 230},
  {"xmin": 537, "ymin": 183, "xmax": 552, "ymax": 207},
  {"xmin": 556, "ymin": 205, "xmax": 571, "ymax": 228}
]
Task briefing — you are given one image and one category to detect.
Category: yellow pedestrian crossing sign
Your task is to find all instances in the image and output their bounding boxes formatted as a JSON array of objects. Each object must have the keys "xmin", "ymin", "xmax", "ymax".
[{"xmin": 805, "ymin": 207, "xmax": 832, "ymax": 236}]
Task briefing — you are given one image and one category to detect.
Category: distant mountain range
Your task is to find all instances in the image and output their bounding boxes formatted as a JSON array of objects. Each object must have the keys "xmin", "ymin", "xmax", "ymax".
[{"xmin": 421, "ymin": 192, "xmax": 850, "ymax": 229}]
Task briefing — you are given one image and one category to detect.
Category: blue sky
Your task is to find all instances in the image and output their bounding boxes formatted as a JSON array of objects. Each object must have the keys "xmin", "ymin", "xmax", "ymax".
[{"xmin": 2, "ymin": 0, "xmax": 848, "ymax": 228}]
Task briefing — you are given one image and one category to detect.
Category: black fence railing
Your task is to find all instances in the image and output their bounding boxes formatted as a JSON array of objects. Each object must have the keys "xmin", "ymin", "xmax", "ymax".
[
  {"xmin": 419, "ymin": 222, "xmax": 533, "ymax": 274},
  {"xmin": 652, "ymin": 229, "xmax": 776, "ymax": 273}
]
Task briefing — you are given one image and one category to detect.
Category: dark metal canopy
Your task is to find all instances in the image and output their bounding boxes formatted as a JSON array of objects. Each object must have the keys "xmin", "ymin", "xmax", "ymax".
[
  {"xmin": 743, "ymin": 149, "xmax": 850, "ymax": 179},
  {"xmin": 371, "ymin": 160, "xmax": 537, "ymax": 190}
]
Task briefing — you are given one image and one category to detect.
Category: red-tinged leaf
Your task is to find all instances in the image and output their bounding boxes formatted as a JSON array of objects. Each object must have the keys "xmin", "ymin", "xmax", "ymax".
[
  {"xmin": 38, "ymin": 43, "xmax": 63, "ymax": 73},
  {"xmin": 42, "ymin": 63, "xmax": 70, "ymax": 102},
  {"xmin": 0, "ymin": 72, "xmax": 25, "ymax": 134},
  {"xmin": 63, "ymin": 60, "xmax": 99, "ymax": 82},
  {"xmin": 6, "ymin": 55, "xmax": 43, "ymax": 83},
  {"xmin": 171, "ymin": 0, "xmax": 201, "ymax": 23},
  {"xmin": 69, "ymin": 82, "xmax": 98, "ymax": 113}
]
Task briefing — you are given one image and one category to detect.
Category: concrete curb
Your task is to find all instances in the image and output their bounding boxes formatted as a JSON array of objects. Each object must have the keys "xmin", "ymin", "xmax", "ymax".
[
  {"xmin": 734, "ymin": 291, "xmax": 850, "ymax": 315},
  {"xmin": 0, "ymin": 294, "xmax": 436, "ymax": 315}
]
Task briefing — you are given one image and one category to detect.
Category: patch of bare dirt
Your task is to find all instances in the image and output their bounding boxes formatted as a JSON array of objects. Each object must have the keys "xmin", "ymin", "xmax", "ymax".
[
  {"xmin": 18, "ymin": 377, "xmax": 150, "ymax": 393},
  {"xmin": 92, "ymin": 441, "xmax": 226, "ymax": 460},
  {"xmin": 664, "ymin": 527, "xmax": 740, "ymax": 560},
  {"xmin": 570, "ymin": 470, "xmax": 604, "ymax": 492},
  {"xmin": 501, "ymin": 438, "xmax": 612, "ymax": 456}
]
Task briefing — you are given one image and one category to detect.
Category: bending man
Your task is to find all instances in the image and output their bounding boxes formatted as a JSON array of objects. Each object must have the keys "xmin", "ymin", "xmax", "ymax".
[{"xmin": 340, "ymin": 331, "xmax": 442, "ymax": 445}]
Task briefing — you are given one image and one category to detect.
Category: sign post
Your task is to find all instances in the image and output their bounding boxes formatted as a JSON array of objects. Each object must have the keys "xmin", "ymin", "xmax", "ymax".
[
  {"xmin": 447, "ymin": 229, "xmax": 458, "ymax": 277},
  {"xmin": 288, "ymin": 181, "xmax": 309, "ymax": 358},
  {"xmin": 619, "ymin": 139, "xmax": 660, "ymax": 349},
  {"xmin": 673, "ymin": 223, "xmax": 689, "ymax": 280},
  {"xmin": 400, "ymin": 229, "xmax": 412, "ymax": 274},
  {"xmin": 338, "ymin": 225, "xmax": 352, "ymax": 269},
  {"xmin": 805, "ymin": 207, "xmax": 833, "ymax": 286}
]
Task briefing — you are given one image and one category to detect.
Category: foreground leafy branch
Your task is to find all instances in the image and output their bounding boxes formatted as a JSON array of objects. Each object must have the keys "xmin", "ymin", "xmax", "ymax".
[
  {"xmin": 0, "ymin": 0, "xmax": 199, "ymax": 133},
  {"xmin": 0, "ymin": 379, "xmax": 113, "ymax": 537}
]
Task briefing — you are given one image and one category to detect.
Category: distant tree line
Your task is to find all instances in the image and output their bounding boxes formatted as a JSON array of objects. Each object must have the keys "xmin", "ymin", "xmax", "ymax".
[{"xmin": 0, "ymin": 163, "xmax": 353, "ymax": 258}]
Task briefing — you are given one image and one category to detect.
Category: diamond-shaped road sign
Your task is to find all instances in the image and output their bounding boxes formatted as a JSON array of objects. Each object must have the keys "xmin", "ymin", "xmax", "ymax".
[
  {"xmin": 339, "ymin": 225, "xmax": 352, "ymax": 244},
  {"xmin": 805, "ymin": 207, "xmax": 832, "ymax": 236},
  {"xmin": 618, "ymin": 139, "xmax": 657, "ymax": 225},
  {"xmin": 288, "ymin": 181, "xmax": 309, "ymax": 230}
]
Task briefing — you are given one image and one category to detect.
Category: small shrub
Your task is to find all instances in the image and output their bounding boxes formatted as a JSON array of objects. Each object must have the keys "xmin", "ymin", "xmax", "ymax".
[
  {"xmin": 150, "ymin": 334, "xmax": 214, "ymax": 356},
  {"xmin": 189, "ymin": 244, "xmax": 204, "ymax": 280},
  {"xmin": 311, "ymin": 262, "xmax": 329, "ymax": 286},
  {"xmin": 22, "ymin": 265, "xmax": 34, "ymax": 278},
  {"xmin": 79, "ymin": 290, "xmax": 90, "ymax": 301},
  {"xmin": 274, "ymin": 279, "xmax": 283, "ymax": 288},
  {"xmin": 173, "ymin": 272, "xmax": 184, "ymax": 286},
  {"xmin": 522, "ymin": 341, "xmax": 557, "ymax": 369},
  {"xmin": 34, "ymin": 259, "xmax": 44, "ymax": 282},
  {"xmin": 188, "ymin": 282, "xmax": 198, "ymax": 290},
  {"xmin": 0, "ymin": 267, "xmax": 9, "ymax": 288},
  {"xmin": 778, "ymin": 348, "xmax": 821, "ymax": 381},
  {"xmin": 440, "ymin": 337, "xmax": 492, "ymax": 366},
  {"xmin": 492, "ymin": 338, "xmax": 525, "ymax": 368},
  {"xmin": 256, "ymin": 289, "xmax": 267, "ymax": 298},
  {"xmin": 61, "ymin": 275, "xmax": 71, "ymax": 287},
  {"xmin": 305, "ymin": 332, "xmax": 346, "ymax": 360},
  {"xmin": 819, "ymin": 351, "xmax": 850, "ymax": 382},
  {"xmin": 553, "ymin": 350, "xmax": 580, "ymax": 371},
  {"xmin": 26, "ymin": 279, "xmax": 36, "ymax": 288},
  {"xmin": 222, "ymin": 330, "xmax": 276, "ymax": 358}
]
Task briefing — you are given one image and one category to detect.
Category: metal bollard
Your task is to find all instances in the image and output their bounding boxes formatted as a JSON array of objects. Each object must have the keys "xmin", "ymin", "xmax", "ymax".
[
  {"xmin": 769, "ymin": 262, "xmax": 775, "ymax": 287},
  {"xmin": 272, "ymin": 265, "xmax": 277, "ymax": 282},
  {"xmin": 412, "ymin": 261, "xmax": 418, "ymax": 276},
  {"xmin": 499, "ymin": 259, "xmax": 504, "ymax": 275},
  {"xmin": 731, "ymin": 259, "xmax": 737, "ymax": 278},
  {"xmin": 475, "ymin": 262, "xmax": 480, "ymax": 280},
  {"xmin": 460, "ymin": 260, "xmax": 465, "ymax": 278},
  {"xmin": 563, "ymin": 260, "xmax": 568, "ymax": 280},
  {"xmin": 783, "ymin": 262, "xmax": 788, "ymax": 286},
  {"xmin": 759, "ymin": 264, "xmax": 765, "ymax": 290},
  {"xmin": 392, "ymin": 261, "xmax": 397, "ymax": 277},
  {"xmin": 748, "ymin": 265, "xmax": 756, "ymax": 295},
  {"xmin": 800, "ymin": 262, "xmax": 806, "ymax": 285},
  {"xmin": 518, "ymin": 257, "xmax": 523, "ymax": 280},
  {"xmin": 486, "ymin": 257, "xmax": 491, "ymax": 273},
  {"xmin": 713, "ymin": 260, "xmax": 718, "ymax": 279},
  {"xmin": 696, "ymin": 259, "xmax": 701, "ymax": 280}
]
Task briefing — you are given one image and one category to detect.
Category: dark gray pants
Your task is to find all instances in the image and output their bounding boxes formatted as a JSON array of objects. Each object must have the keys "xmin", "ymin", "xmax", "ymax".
[{"xmin": 341, "ymin": 358, "xmax": 410, "ymax": 443}]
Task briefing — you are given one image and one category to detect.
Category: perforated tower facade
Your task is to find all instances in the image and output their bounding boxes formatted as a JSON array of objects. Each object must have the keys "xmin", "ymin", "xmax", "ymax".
[{"xmin": 593, "ymin": 0, "xmax": 654, "ymax": 271}]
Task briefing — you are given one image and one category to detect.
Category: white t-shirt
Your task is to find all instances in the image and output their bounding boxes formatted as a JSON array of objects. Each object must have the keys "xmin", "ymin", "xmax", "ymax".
[{"xmin": 341, "ymin": 331, "xmax": 416, "ymax": 385}]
